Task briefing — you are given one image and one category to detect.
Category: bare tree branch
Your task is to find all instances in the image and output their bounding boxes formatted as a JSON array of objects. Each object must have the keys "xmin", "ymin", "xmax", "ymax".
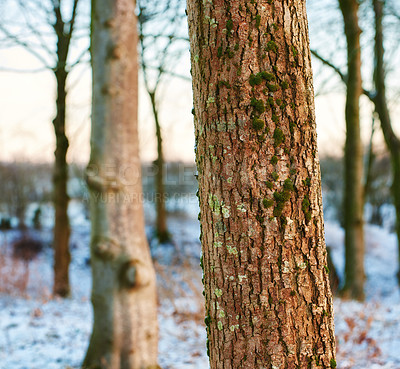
[
  {"xmin": 66, "ymin": 61, "xmax": 90, "ymax": 91},
  {"xmin": 0, "ymin": 66, "xmax": 49, "ymax": 73},
  {"xmin": 311, "ymin": 49, "xmax": 347, "ymax": 83},
  {"xmin": 138, "ymin": 0, "xmax": 188, "ymax": 92},
  {"xmin": 387, "ymin": 2, "xmax": 400, "ymax": 22},
  {"xmin": 0, "ymin": 22, "xmax": 53, "ymax": 68},
  {"xmin": 311, "ymin": 48, "xmax": 376, "ymax": 102},
  {"xmin": 142, "ymin": 33, "xmax": 190, "ymax": 42},
  {"xmin": 144, "ymin": 65, "xmax": 191, "ymax": 82},
  {"xmin": 67, "ymin": 0, "xmax": 80, "ymax": 39},
  {"xmin": 16, "ymin": 0, "xmax": 54, "ymax": 59},
  {"xmin": 68, "ymin": 45, "xmax": 89, "ymax": 69}
]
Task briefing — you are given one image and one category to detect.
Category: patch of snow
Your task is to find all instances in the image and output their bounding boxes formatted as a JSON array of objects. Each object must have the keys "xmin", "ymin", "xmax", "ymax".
[{"xmin": 1, "ymin": 207, "xmax": 400, "ymax": 368}]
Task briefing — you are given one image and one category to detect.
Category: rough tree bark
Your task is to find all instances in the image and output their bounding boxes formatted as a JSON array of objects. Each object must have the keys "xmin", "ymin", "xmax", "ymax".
[
  {"xmin": 338, "ymin": 0, "xmax": 366, "ymax": 301},
  {"xmin": 187, "ymin": 0, "xmax": 337, "ymax": 367},
  {"xmin": 83, "ymin": 0, "xmax": 159, "ymax": 367},
  {"xmin": 372, "ymin": 0, "xmax": 400, "ymax": 282},
  {"xmin": 52, "ymin": 0, "xmax": 80, "ymax": 297}
]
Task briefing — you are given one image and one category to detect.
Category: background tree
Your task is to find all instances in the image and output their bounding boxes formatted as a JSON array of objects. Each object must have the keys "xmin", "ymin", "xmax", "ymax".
[
  {"xmin": 0, "ymin": 0, "xmax": 90, "ymax": 297},
  {"xmin": 137, "ymin": 0, "xmax": 188, "ymax": 243},
  {"xmin": 338, "ymin": 0, "xmax": 366, "ymax": 300},
  {"xmin": 187, "ymin": 0, "xmax": 336, "ymax": 367},
  {"xmin": 310, "ymin": 0, "xmax": 400, "ymax": 285},
  {"xmin": 371, "ymin": 0, "xmax": 400, "ymax": 281},
  {"xmin": 83, "ymin": 0, "xmax": 159, "ymax": 367}
]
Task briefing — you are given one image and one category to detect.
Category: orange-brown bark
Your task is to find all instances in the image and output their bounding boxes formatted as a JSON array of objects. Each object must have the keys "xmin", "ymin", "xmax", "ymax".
[{"xmin": 187, "ymin": 0, "xmax": 336, "ymax": 367}]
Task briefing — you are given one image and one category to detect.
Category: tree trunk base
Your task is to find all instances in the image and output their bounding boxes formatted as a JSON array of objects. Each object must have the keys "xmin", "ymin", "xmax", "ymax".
[
  {"xmin": 326, "ymin": 246, "xmax": 340, "ymax": 295},
  {"xmin": 339, "ymin": 285, "xmax": 365, "ymax": 301},
  {"xmin": 155, "ymin": 229, "xmax": 171, "ymax": 244}
]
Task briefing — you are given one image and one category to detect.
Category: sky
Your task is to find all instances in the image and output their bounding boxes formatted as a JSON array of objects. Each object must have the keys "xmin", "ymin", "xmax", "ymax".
[
  {"xmin": 0, "ymin": 46, "xmax": 385, "ymax": 164},
  {"xmin": 0, "ymin": 48, "xmax": 196, "ymax": 163},
  {"xmin": 0, "ymin": 0, "xmax": 398, "ymax": 165}
]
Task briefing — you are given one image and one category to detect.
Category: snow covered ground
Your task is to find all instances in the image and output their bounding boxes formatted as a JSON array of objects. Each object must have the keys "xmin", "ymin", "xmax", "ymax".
[
  {"xmin": 326, "ymin": 222, "xmax": 400, "ymax": 369},
  {"xmin": 1, "ymin": 201, "xmax": 400, "ymax": 368}
]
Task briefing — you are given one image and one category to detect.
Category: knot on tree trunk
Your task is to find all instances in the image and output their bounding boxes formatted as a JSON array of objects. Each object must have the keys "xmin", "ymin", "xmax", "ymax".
[
  {"xmin": 86, "ymin": 166, "xmax": 122, "ymax": 193},
  {"xmin": 120, "ymin": 260, "xmax": 152, "ymax": 289}
]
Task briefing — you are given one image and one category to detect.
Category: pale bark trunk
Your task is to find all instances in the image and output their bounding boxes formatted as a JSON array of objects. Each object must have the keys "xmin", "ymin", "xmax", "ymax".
[
  {"xmin": 187, "ymin": 0, "xmax": 336, "ymax": 367},
  {"xmin": 372, "ymin": 0, "xmax": 400, "ymax": 282},
  {"xmin": 338, "ymin": 0, "xmax": 366, "ymax": 301},
  {"xmin": 83, "ymin": 0, "xmax": 159, "ymax": 368}
]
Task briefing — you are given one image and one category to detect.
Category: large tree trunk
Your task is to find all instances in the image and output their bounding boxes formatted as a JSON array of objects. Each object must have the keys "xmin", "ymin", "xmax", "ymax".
[
  {"xmin": 187, "ymin": 1, "xmax": 336, "ymax": 367},
  {"xmin": 149, "ymin": 92, "xmax": 169, "ymax": 243},
  {"xmin": 338, "ymin": 0, "xmax": 366, "ymax": 301},
  {"xmin": 52, "ymin": 63, "xmax": 71, "ymax": 298},
  {"xmin": 372, "ymin": 0, "xmax": 400, "ymax": 282},
  {"xmin": 83, "ymin": 0, "xmax": 159, "ymax": 368}
]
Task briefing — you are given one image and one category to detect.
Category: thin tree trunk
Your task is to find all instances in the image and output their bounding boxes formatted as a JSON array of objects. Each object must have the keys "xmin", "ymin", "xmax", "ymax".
[
  {"xmin": 149, "ymin": 92, "xmax": 169, "ymax": 243},
  {"xmin": 187, "ymin": 0, "xmax": 336, "ymax": 367},
  {"xmin": 50, "ymin": 0, "xmax": 81, "ymax": 298},
  {"xmin": 52, "ymin": 65, "xmax": 71, "ymax": 298},
  {"xmin": 372, "ymin": 0, "xmax": 400, "ymax": 282},
  {"xmin": 327, "ymin": 247, "xmax": 340, "ymax": 295},
  {"xmin": 363, "ymin": 115, "xmax": 376, "ymax": 204},
  {"xmin": 83, "ymin": 0, "xmax": 159, "ymax": 367},
  {"xmin": 338, "ymin": 0, "xmax": 366, "ymax": 301}
]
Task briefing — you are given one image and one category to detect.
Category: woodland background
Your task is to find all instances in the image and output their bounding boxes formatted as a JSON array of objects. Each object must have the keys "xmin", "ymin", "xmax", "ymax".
[{"xmin": 0, "ymin": 0, "xmax": 400, "ymax": 368}]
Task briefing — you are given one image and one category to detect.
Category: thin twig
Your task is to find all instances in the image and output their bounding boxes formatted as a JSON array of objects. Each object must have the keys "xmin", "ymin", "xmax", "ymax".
[
  {"xmin": 311, "ymin": 49, "xmax": 347, "ymax": 83},
  {"xmin": 0, "ymin": 66, "xmax": 49, "ymax": 73}
]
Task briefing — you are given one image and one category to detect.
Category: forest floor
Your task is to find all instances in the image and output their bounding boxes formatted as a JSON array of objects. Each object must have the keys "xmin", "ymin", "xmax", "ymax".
[{"xmin": 0, "ymin": 201, "xmax": 400, "ymax": 368}]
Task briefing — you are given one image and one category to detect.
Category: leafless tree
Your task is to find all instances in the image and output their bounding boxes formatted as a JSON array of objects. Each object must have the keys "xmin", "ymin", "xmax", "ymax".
[
  {"xmin": 310, "ymin": 0, "xmax": 400, "ymax": 285},
  {"xmin": 137, "ymin": 0, "xmax": 189, "ymax": 243},
  {"xmin": 0, "ymin": 0, "xmax": 90, "ymax": 297}
]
